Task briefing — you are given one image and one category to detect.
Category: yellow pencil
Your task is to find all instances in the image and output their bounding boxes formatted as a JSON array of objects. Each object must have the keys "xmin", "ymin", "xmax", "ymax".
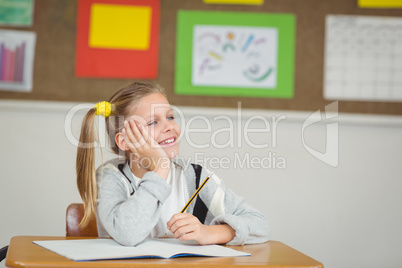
[
  {"xmin": 181, "ymin": 172, "xmax": 214, "ymax": 213},
  {"xmin": 164, "ymin": 172, "xmax": 214, "ymax": 237}
]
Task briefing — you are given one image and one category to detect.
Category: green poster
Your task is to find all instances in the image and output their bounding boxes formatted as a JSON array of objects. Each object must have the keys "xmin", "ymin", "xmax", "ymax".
[
  {"xmin": 0, "ymin": 0, "xmax": 34, "ymax": 26},
  {"xmin": 175, "ymin": 11, "xmax": 295, "ymax": 98}
]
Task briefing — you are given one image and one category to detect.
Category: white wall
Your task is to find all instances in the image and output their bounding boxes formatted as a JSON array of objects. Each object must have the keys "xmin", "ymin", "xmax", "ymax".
[{"xmin": 1, "ymin": 100, "xmax": 402, "ymax": 268}]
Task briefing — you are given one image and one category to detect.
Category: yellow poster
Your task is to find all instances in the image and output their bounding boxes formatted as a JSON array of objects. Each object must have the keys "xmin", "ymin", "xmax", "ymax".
[
  {"xmin": 89, "ymin": 4, "xmax": 151, "ymax": 50},
  {"xmin": 359, "ymin": 0, "xmax": 402, "ymax": 8},
  {"xmin": 203, "ymin": 0, "xmax": 264, "ymax": 5}
]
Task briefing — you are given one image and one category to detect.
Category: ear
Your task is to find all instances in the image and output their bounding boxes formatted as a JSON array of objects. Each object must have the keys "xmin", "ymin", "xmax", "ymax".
[{"xmin": 115, "ymin": 132, "xmax": 129, "ymax": 152}]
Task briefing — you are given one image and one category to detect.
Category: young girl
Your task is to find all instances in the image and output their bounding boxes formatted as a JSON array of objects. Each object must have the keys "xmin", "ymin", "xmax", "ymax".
[{"xmin": 76, "ymin": 81, "xmax": 269, "ymax": 246}]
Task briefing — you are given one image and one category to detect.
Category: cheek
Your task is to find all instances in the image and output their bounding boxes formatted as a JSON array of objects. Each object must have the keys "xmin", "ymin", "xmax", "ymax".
[
  {"xmin": 174, "ymin": 124, "xmax": 181, "ymax": 138},
  {"xmin": 147, "ymin": 127, "xmax": 160, "ymax": 141}
]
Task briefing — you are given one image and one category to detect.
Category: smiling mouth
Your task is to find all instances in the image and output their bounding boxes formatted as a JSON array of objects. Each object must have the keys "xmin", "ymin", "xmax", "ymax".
[{"xmin": 159, "ymin": 138, "xmax": 176, "ymax": 145}]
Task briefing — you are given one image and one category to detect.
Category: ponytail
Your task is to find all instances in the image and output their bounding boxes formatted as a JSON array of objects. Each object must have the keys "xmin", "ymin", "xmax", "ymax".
[
  {"xmin": 75, "ymin": 81, "xmax": 166, "ymax": 229},
  {"xmin": 76, "ymin": 108, "xmax": 97, "ymax": 228}
]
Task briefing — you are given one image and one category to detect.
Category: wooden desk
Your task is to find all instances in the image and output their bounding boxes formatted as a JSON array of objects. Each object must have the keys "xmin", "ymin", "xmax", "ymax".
[{"xmin": 6, "ymin": 236, "xmax": 323, "ymax": 268}]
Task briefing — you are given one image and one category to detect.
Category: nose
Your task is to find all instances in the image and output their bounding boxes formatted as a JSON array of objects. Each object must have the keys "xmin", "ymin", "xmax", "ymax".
[{"xmin": 162, "ymin": 119, "xmax": 173, "ymax": 133}]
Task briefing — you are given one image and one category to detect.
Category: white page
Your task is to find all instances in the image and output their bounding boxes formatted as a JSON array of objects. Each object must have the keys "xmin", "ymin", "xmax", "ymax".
[
  {"xmin": 324, "ymin": 15, "xmax": 402, "ymax": 102},
  {"xmin": 33, "ymin": 238, "xmax": 251, "ymax": 261}
]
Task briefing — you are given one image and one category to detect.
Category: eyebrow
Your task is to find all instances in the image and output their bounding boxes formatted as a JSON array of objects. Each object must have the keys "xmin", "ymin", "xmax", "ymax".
[{"xmin": 146, "ymin": 107, "xmax": 174, "ymax": 121}]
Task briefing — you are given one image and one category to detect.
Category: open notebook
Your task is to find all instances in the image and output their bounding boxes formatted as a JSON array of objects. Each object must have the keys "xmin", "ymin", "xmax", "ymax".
[{"xmin": 33, "ymin": 238, "xmax": 251, "ymax": 261}]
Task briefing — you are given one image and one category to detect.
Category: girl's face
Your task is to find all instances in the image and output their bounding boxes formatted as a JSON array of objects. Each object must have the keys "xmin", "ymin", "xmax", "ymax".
[{"xmin": 128, "ymin": 93, "xmax": 180, "ymax": 159}]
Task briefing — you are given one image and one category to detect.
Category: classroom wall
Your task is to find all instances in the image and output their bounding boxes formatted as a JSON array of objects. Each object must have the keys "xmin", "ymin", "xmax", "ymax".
[{"xmin": 1, "ymin": 100, "xmax": 402, "ymax": 268}]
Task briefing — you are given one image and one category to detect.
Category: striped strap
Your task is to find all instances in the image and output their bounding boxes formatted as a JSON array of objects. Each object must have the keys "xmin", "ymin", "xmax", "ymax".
[{"xmin": 191, "ymin": 164, "xmax": 208, "ymax": 224}]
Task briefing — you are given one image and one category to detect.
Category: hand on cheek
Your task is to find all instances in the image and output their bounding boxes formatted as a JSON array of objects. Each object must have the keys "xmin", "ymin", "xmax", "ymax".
[{"xmin": 122, "ymin": 119, "xmax": 170, "ymax": 179}]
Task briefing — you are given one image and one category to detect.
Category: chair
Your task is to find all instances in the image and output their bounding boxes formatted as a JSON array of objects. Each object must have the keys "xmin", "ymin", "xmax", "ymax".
[
  {"xmin": 66, "ymin": 203, "xmax": 98, "ymax": 237},
  {"xmin": 0, "ymin": 246, "xmax": 8, "ymax": 263}
]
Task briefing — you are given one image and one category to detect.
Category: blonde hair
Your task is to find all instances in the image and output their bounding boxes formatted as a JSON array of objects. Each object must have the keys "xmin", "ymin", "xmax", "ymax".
[{"xmin": 76, "ymin": 81, "xmax": 166, "ymax": 228}]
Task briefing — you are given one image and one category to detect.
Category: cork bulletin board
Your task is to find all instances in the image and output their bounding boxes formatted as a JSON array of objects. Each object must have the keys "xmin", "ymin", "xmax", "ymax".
[{"xmin": 0, "ymin": 0, "xmax": 402, "ymax": 115}]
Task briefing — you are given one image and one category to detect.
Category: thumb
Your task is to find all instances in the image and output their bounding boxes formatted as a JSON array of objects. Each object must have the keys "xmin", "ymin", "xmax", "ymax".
[{"xmin": 138, "ymin": 124, "xmax": 160, "ymax": 148}]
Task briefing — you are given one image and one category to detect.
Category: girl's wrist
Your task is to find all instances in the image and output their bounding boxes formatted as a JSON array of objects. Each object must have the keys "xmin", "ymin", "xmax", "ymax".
[
  {"xmin": 153, "ymin": 159, "xmax": 170, "ymax": 180},
  {"xmin": 204, "ymin": 224, "xmax": 236, "ymax": 245}
]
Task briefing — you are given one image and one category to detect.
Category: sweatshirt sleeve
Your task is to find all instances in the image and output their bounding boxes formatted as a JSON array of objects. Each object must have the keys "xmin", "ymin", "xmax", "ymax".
[
  {"xmin": 96, "ymin": 168, "xmax": 171, "ymax": 246},
  {"xmin": 198, "ymin": 169, "xmax": 270, "ymax": 246},
  {"xmin": 210, "ymin": 187, "xmax": 270, "ymax": 245}
]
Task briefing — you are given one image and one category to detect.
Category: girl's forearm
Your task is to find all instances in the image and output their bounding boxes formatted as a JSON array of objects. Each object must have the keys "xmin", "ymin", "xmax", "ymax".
[{"xmin": 205, "ymin": 224, "xmax": 236, "ymax": 245}]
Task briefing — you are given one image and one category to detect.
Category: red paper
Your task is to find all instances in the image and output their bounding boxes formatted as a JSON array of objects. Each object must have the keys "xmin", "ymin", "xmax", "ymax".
[{"xmin": 75, "ymin": 0, "xmax": 160, "ymax": 79}]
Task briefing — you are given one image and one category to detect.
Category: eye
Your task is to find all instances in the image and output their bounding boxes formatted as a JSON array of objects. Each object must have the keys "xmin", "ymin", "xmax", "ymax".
[
  {"xmin": 147, "ymin": 121, "xmax": 157, "ymax": 126},
  {"xmin": 167, "ymin": 116, "xmax": 175, "ymax": 121}
]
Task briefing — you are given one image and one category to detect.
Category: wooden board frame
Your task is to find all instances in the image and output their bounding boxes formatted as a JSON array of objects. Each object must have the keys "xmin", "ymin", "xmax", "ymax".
[{"xmin": 0, "ymin": 0, "xmax": 402, "ymax": 115}]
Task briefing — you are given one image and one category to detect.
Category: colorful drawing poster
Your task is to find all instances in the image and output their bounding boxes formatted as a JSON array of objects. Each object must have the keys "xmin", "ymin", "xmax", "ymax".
[
  {"xmin": 358, "ymin": 0, "xmax": 402, "ymax": 8},
  {"xmin": 203, "ymin": 0, "xmax": 264, "ymax": 5},
  {"xmin": 0, "ymin": 30, "xmax": 36, "ymax": 92},
  {"xmin": 175, "ymin": 11, "xmax": 295, "ymax": 98},
  {"xmin": 193, "ymin": 26, "xmax": 277, "ymax": 88},
  {"xmin": 75, "ymin": 0, "xmax": 160, "ymax": 79},
  {"xmin": 0, "ymin": 0, "xmax": 34, "ymax": 26}
]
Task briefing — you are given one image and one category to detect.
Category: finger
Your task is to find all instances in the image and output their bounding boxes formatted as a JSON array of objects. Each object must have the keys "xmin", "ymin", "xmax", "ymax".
[
  {"xmin": 136, "ymin": 123, "xmax": 157, "ymax": 147},
  {"xmin": 170, "ymin": 219, "xmax": 188, "ymax": 234},
  {"xmin": 170, "ymin": 215, "xmax": 200, "ymax": 234},
  {"xmin": 121, "ymin": 128, "xmax": 137, "ymax": 150},
  {"xmin": 123, "ymin": 121, "xmax": 135, "ymax": 146},
  {"xmin": 135, "ymin": 122, "xmax": 154, "ymax": 147},
  {"xmin": 167, "ymin": 213, "xmax": 184, "ymax": 228},
  {"xmin": 124, "ymin": 120, "xmax": 145, "ymax": 148},
  {"xmin": 132, "ymin": 120, "xmax": 153, "ymax": 148},
  {"xmin": 122, "ymin": 127, "xmax": 138, "ymax": 150},
  {"xmin": 121, "ymin": 128, "xmax": 135, "ymax": 151},
  {"xmin": 172, "ymin": 224, "xmax": 195, "ymax": 239},
  {"xmin": 178, "ymin": 232, "xmax": 197, "ymax": 242},
  {"xmin": 170, "ymin": 218, "xmax": 193, "ymax": 234},
  {"xmin": 167, "ymin": 213, "xmax": 191, "ymax": 229},
  {"xmin": 128, "ymin": 120, "xmax": 144, "ymax": 143}
]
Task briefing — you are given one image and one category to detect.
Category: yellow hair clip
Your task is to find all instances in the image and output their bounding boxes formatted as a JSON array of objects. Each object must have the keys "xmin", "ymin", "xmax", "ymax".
[{"xmin": 95, "ymin": 101, "xmax": 112, "ymax": 118}]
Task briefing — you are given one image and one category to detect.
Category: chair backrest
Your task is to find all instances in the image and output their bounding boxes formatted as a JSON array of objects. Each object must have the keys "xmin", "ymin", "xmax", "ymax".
[{"xmin": 66, "ymin": 203, "xmax": 98, "ymax": 237}]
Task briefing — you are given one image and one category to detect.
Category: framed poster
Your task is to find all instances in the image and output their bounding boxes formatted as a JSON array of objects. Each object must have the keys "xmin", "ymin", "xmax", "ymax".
[
  {"xmin": 75, "ymin": 0, "xmax": 160, "ymax": 79},
  {"xmin": 175, "ymin": 11, "xmax": 295, "ymax": 98},
  {"xmin": 324, "ymin": 15, "xmax": 402, "ymax": 102},
  {"xmin": 0, "ymin": 29, "xmax": 36, "ymax": 92},
  {"xmin": 0, "ymin": 0, "xmax": 34, "ymax": 26},
  {"xmin": 203, "ymin": 0, "xmax": 264, "ymax": 5},
  {"xmin": 358, "ymin": 0, "xmax": 402, "ymax": 8}
]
